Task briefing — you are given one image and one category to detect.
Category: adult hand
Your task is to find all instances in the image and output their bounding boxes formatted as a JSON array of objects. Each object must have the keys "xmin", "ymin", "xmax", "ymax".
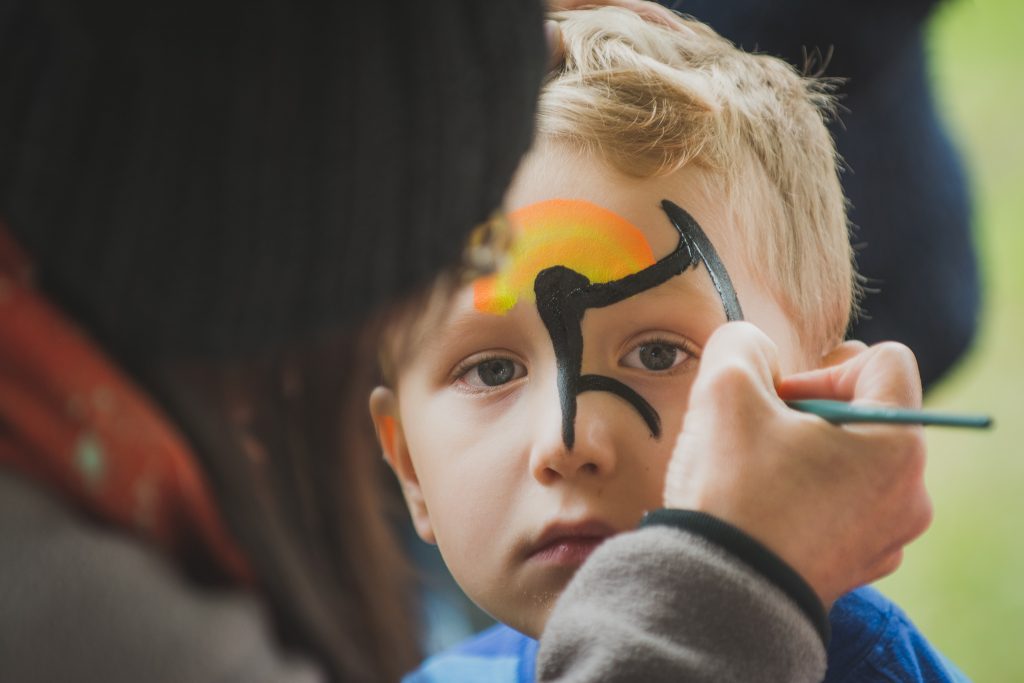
[
  {"xmin": 663, "ymin": 322, "xmax": 933, "ymax": 607},
  {"xmin": 544, "ymin": 1, "xmax": 680, "ymax": 68},
  {"xmin": 547, "ymin": 0, "xmax": 678, "ymax": 20}
]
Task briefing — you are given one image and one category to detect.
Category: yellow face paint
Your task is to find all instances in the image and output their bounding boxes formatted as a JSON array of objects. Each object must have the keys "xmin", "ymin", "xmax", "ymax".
[{"xmin": 473, "ymin": 199, "xmax": 656, "ymax": 315}]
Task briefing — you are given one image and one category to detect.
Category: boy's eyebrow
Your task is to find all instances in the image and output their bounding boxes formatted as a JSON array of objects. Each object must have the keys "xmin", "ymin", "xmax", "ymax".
[{"xmin": 408, "ymin": 300, "xmax": 504, "ymax": 360}]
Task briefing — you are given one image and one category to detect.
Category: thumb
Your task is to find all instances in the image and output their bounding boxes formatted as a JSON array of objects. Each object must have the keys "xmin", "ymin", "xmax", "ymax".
[{"xmin": 691, "ymin": 322, "xmax": 782, "ymax": 409}]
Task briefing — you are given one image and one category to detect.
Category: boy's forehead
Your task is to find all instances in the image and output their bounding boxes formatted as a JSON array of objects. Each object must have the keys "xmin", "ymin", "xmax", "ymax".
[{"xmin": 503, "ymin": 142, "xmax": 710, "ymax": 254}]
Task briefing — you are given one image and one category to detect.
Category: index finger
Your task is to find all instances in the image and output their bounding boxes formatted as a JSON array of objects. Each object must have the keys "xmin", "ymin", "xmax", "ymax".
[{"xmin": 778, "ymin": 341, "xmax": 923, "ymax": 409}]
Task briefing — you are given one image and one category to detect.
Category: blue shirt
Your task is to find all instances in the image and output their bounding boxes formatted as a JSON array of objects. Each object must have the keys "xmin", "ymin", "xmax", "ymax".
[{"xmin": 406, "ymin": 587, "xmax": 969, "ymax": 682}]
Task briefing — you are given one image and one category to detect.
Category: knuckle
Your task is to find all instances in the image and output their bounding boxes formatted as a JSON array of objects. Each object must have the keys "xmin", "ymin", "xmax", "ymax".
[
  {"xmin": 701, "ymin": 323, "xmax": 779, "ymax": 393},
  {"xmin": 912, "ymin": 492, "xmax": 934, "ymax": 540},
  {"xmin": 707, "ymin": 321, "xmax": 771, "ymax": 354},
  {"xmin": 885, "ymin": 427, "xmax": 927, "ymax": 478},
  {"xmin": 873, "ymin": 341, "xmax": 920, "ymax": 376},
  {"xmin": 902, "ymin": 430, "xmax": 928, "ymax": 478},
  {"xmin": 698, "ymin": 360, "xmax": 759, "ymax": 400}
]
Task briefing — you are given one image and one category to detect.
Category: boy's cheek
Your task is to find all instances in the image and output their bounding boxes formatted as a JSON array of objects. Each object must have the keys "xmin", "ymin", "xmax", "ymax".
[{"xmin": 638, "ymin": 380, "xmax": 693, "ymax": 433}]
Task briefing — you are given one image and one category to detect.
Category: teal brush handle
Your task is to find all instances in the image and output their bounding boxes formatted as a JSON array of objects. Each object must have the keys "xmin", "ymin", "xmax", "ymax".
[{"xmin": 786, "ymin": 399, "xmax": 993, "ymax": 429}]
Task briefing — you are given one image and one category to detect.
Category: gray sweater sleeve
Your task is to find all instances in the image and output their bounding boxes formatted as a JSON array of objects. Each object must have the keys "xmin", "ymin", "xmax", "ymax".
[
  {"xmin": 0, "ymin": 471, "xmax": 324, "ymax": 683},
  {"xmin": 536, "ymin": 525, "xmax": 827, "ymax": 683}
]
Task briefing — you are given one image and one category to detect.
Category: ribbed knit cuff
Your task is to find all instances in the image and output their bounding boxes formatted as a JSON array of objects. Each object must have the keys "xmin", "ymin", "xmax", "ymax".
[{"xmin": 641, "ymin": 508, "xmax": 831, "ymax": 647}]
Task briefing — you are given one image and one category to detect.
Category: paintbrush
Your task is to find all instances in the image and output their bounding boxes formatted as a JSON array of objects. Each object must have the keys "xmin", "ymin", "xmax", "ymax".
[{"xmin": 786, "ymin": 399, "xmax": 993, "ymax": 429}]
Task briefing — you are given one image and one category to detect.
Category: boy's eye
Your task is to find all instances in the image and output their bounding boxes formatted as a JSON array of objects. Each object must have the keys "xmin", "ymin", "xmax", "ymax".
[
  {"xmin": 621, "ymin": 341, "xmax": 688, "ymax": 372},
  {"xmin": 459, "ymin": 357, "xmax": 527, "ymax": 388}
]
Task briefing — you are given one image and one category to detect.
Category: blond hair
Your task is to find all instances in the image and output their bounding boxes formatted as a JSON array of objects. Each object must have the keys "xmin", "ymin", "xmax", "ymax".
[{"xmin": 541, "ymin": 8, "xmax": 855, "ymax": 356}]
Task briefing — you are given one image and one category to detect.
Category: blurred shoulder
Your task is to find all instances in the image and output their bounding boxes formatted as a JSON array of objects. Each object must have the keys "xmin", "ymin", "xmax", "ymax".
[{"xmin": 0, "ymin": 470, "xmax": 323, "ymax": 683}]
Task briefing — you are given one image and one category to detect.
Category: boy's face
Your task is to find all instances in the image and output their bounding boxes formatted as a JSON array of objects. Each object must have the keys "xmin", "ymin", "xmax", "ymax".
[{"xmin": 372, "ymin": 142, "xmax": 813, "ymax": 637}]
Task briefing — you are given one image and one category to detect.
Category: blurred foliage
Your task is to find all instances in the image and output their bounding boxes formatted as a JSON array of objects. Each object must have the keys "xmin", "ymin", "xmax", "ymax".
[{"xmin": 876, "ymin": 0, "xmax": 1024, "ymax": 680}]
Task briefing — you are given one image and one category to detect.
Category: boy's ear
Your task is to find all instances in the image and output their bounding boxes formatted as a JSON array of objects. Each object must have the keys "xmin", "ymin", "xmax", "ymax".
[{"xmin": 369, "ymin": 386, "xmax": 436, "ymax": 544}]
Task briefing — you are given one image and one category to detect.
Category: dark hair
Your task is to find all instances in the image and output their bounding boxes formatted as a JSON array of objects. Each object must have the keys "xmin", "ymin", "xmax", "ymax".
[
  {"xmin": 0, "ymin": 0, "xmax": 544, "ymax": 357},
  {"xmin": 0, "ymin": 0, "xmax": 545, "ymax": 680},
  {"xmin": 150, "ymin": 328, "xmax": 420, "ymax": 681}
]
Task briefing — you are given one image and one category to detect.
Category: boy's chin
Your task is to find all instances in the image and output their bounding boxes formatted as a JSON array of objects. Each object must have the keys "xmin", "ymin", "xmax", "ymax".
[
  {"xmin": 491, "ymin": 587, "xmax": 564, "ymax": 640},
  {"xmin": 471, "ymin": 564, "xmax": 580, "ymax": 638}
]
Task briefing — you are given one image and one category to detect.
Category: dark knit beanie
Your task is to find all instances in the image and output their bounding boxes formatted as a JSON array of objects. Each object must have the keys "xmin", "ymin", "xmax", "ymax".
[{"xmin": 0, "ymin": 0, "xmax": 545, "ymax": 358}]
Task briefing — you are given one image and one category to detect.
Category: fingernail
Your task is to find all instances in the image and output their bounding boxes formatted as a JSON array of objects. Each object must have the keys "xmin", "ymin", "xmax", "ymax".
[
  {"xmin": 544, "ymin": 20, "xmax": 564, "ymax": 70},
  {"xmin": 544, "ymin": 19, "xmax": 558, "ymax": 48}
]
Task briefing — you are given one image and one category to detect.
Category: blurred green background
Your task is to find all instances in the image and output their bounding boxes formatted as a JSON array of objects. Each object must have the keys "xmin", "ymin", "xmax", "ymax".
[{"xmin": 876, "ymin": 0, "xmax": 1024, "ymax": 679}]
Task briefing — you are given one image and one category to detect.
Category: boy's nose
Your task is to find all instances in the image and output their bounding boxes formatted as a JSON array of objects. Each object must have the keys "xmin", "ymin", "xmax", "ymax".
[{"xmin": 529, "ymin": 392, "xmax": 618, "ymax": 484}]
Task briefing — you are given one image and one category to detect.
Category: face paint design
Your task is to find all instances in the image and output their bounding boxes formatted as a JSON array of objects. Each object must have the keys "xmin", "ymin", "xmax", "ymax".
[
  {"xmin": 473, "ymin": 200, "xmax": 658, "ymax": 315},
  {"xmin": 474, "ymin": 198, "xmax": 743, "ymax": 449},
  {"xmin": 660, "ymin": 200, "xmax": 743, "ymax": 323}
]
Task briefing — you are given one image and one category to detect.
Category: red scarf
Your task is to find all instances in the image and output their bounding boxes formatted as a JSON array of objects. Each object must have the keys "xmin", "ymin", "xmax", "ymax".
[{"xmin": 0, "ymin": 222, "xmax": 251, "ymax": 583}]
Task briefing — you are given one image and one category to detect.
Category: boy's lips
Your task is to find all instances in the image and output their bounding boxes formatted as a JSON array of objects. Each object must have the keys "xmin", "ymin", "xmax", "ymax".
[{"xmin": 526, "ymin": 520, "xmax": 618, "ymax": 566}]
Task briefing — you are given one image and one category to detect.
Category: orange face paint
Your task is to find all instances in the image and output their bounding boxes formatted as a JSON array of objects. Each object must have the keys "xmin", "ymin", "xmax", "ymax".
[
  {"xmin": 378, "ymin": 415, "xmax": 397, "ymax": 457},
  {"xmin": 473, "ymin": 199, "xmax": 657, "ymax": 315}
]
